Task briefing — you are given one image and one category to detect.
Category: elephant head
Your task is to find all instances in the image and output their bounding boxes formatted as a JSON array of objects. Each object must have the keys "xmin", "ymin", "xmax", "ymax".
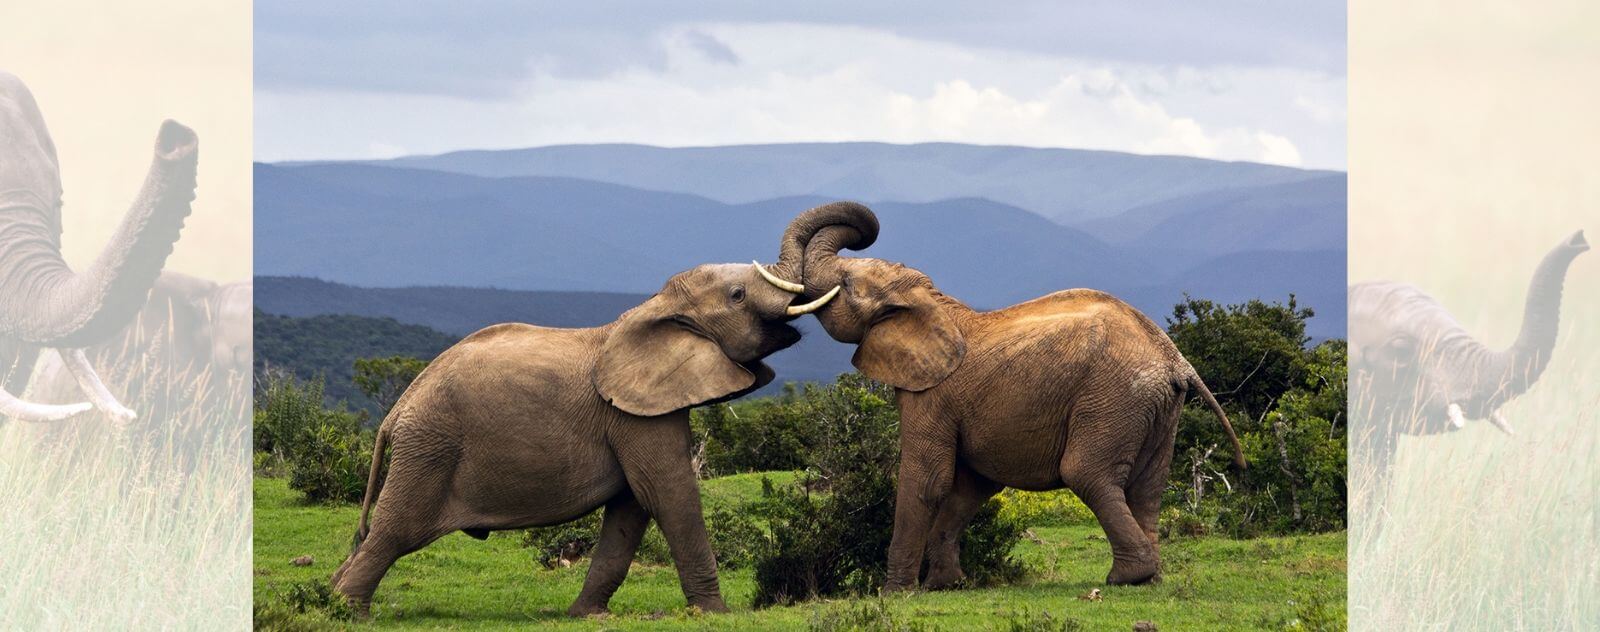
[
  {"xmin": 0, "ymin": 71, "xmax": 198, "ymax": 422},
  {"xmin": 1349, "ymin": 230, "xmax": 1589, "ymax": 436},
  {"xmin": 594, "ymin": 262, "xmax": 837, "ymax": 416},
  {"xmin": 766, "ymin": 201, "xmax": 967, "ymax": 392}
]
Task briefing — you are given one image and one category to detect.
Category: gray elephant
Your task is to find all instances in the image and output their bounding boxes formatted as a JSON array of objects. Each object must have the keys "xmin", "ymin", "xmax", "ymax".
[
  {"xmin": 765, "ymin": 202, "xmax": 1244, "ymax": 589},
  {"xmin": 331, "ymin": 262, "xmax": 838, "ymax": 617},
  {"xmin": 0, "ymin": 71, "xmax": 198, "ymax": 424},
  {"xmin": 27, "ymin": 272, "xmax": 251, "ymax": 413},
  {"xmin": 1349, "ymin": 230, "xmax": 1588, "ymax": 512}
]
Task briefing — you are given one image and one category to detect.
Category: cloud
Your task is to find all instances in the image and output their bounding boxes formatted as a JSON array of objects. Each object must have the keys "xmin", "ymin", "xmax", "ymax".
[{"xmin": 255, "ymin": 23, "xmax": 1343, "ymax": 169}]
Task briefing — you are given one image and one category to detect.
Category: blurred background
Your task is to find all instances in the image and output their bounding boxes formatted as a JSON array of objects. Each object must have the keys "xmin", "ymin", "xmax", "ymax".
[
  {"xmin": 0, "ymin": 0, "xmax": 251, "ymax": 628},
  {"xmin": 1350, "ymin": 0, "xmax": 1599, "ymax": 628}
]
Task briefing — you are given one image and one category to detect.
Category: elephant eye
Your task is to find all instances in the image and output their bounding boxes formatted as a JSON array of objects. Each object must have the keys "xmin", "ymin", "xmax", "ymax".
[{"xmin": 729, "ymin": 285, "xmax": 746, "ymax": 304}]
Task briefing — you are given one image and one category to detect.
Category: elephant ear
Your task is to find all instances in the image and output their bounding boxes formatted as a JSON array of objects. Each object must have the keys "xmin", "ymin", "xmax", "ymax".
[
  {"xmin": 853, "ymin": 298, "xmax": 965, "ymax": 392},
  {"xmin": 594, "ymin": 297, "xmax": 757, "ymax": 417}
]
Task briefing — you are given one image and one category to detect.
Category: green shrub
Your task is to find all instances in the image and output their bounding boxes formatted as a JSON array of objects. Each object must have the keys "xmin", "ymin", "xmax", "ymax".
[
  {"xmin": 252, "ymin": 579, "xmax": 354, "ymax": 629},
  {"xmin": 693, "ymin": 385, "xmax": 818, "ymax": 476},
  {"xmin": 253, "ymin": 371, "xmax": 371, "ymax": 504},
  {"xmin": 995, "ymin": 489, "xmax": 1095, "ymax": 527},
  {"xmin": 752, "ymin": 374, "xmax": 1026, "ymax": 607},
  {"xmin": 518, "ymin": 497, "xmax": 765, "ymax": 570}
]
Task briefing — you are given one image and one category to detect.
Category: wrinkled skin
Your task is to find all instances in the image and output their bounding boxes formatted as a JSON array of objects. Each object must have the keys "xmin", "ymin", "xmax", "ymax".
[
  {"xmin": 770, "ymin": 202, "xmax": 1244, "ymax": 589},
  {"xmin": 1349, "ymin": 230, "xmax": 1588, "ymax": 515},
  {"xmin": 0, "ymin": 71, "xmax": 198, "ymax": 424},
  {"xmin": 331, "ymin": 263, "xmax": 825, "ymax": 618},
  {"xmin": 27, "ymin": 272, "xmax": 252, "ymax": 414}
]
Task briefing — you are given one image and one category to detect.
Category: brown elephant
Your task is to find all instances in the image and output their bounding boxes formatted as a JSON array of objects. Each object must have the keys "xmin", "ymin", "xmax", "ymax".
[
  {"xmin": 765, "ymin": 201, "xmax": 1244, "ymax": 589},
  {"xmin": 331, "ymin": 262, "xmax": 838, "ymax": 618},
  {"xmin": 26, "ymin": 272, "xmax": 251, "ymax": 422},
  {"xmin": 0, "ymin": 71, "xmax": 198, "ymax": 424},
  {"xmin": 1348, "ymin": 230, "xmax": 1588, "ymax": 514}
]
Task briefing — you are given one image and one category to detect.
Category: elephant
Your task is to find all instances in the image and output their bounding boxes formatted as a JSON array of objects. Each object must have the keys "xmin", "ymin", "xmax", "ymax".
[
  {"xmin": 331, "ymin": 262, "xmax": 840, "ymax": 617},
  {"xmin": 764, "ymin": 201, "xmax": 1245, "ymax": 589},
  {"xmin": 25, "ymin": 272, "xmax": 252, "ymax": 417},
  {"xmin": 0, "ymin": 71, "xmax": 199, "ymax": 424},
  {"xmin": 1348, "ymin": 230, "xmax": 1588, "ymax": 514}
]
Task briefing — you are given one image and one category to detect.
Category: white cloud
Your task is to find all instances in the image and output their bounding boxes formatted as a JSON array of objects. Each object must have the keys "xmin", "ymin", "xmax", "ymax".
[{"xmin": 255, "ymin": 23, "xmax": 1343, "ymax": 169}]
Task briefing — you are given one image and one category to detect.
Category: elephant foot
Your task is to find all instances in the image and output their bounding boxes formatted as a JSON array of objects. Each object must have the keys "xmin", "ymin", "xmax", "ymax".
[
  {"xmin": 1105, "ymin": 554, "xmax": 1160, "ymax": 585},
  {"xmin": 687, "ymin": 596, "xmax": 730, "ymax": 614},
  {"xmin": 881, "ymin": 579, "xmax": 918, "ymax": 594},
  {"xmin": 566, "ymin": 602, "xmax": 610, "ymax": 618},
  {"xmin": 922, "ymin": 567, "xmax": 966, "ymax": 591}
]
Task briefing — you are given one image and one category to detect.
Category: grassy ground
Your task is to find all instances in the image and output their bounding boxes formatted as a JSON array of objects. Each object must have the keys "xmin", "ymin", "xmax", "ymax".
[
  {"xmin": 1350, "ymin": 2, "xmax": 1600, "ymax": 628},
  {"xmin": 0, "ymin": 365, "xmax": 252, "ymax": 629},
  {"xmin": 254, "ymin": 476, "xmax": 1345, "ymax": 630}
]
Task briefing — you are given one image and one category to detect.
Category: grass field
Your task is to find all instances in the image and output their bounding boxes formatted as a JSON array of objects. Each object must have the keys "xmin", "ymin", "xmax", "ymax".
[
  {"xmin": 254, "ymin": 476, "xmax": 1345, "ymax": 630},
  {"xmin": 0, "ymin": 366, "xmax": 251, "ymax": 629},
  {"xmin": 1350, "ymin": 1, "xmax": 1600, "ymax": 627}
]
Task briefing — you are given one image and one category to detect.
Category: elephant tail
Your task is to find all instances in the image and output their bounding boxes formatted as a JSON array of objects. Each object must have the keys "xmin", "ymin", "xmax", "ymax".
[
  {"xmin": 353, "ymin": 422, "xmax": 391, "ymax": 549},
  {"xmin": 1189, "ymin": 374, "xmax": 1246, "ymax": 469}
]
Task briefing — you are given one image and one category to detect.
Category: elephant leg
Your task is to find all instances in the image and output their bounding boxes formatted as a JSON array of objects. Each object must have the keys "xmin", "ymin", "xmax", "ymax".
[
  {"xmin": 614, "ymin": 420, "xmax": 728, "ymax": 613},
  {"xmin": 885, "ymin": 430, "xmax": 957, "ymax": 592},
  {"xmin": 568, "ymin": 492, "xmax": 650, "ymax": 616},
  {"xmin": 332, "ymin": 453, "xmax": 458, "ymax": 617},
  {"xmin": 1126, "ymin": 402, "xmax": 1182, "ymax": 556},
  {"xmin": 1060, "ymin": 415, "xmax": 1156, "ymax": 585},
  {"xmin": 922, "ymin": 462, "xmax": 1001, "ymax": 590}
]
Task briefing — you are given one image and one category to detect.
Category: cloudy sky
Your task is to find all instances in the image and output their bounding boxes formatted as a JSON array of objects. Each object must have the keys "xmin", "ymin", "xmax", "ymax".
[{"xmin": 255, "ymin": 1, "xmax": 1346, "ymax": 169}]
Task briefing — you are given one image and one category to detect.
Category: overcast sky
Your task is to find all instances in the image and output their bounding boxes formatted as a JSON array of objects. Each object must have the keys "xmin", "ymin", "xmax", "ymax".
[{"xmin": 255, "ymin": 2, "xmax": 1346, "ymax": 169}]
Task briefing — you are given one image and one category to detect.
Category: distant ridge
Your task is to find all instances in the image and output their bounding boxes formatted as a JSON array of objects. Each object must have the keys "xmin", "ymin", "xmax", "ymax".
[{"xmin": 326, "ymin": 141, "xmax": 1339, "ymax": 224}]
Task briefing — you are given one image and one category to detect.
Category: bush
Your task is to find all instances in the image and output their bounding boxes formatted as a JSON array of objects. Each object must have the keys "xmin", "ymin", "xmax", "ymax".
[
  {"xmin": 253, "ymin": 579, "xmax": 355, "ymax": 629},
  {"xmin": 995, "ymin": 489, "xmax": 1095, "ymax": 527},
  {"xmin": 752, "ymin": 374, "xmax": 1026, "ymax": 607},
  {"xmin": 254, "ymin": 371, "xmax": 371, "ymax": 504},
  {"xmin": 1165, "ymin": 297, "xmax": 1347, "ymax": 537},
  {"xmin": 693, "ymin": 385, "xmax": 818, "ymax": 476},
  {"xmin": 519, "ymin": 497, "xmax": 765, "ymax": 570}
]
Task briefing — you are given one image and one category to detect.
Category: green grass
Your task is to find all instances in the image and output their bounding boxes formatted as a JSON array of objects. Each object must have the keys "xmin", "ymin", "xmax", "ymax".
[
  {"xmin": 254, "ymin": 476, "xmax": 1345, "ymax": 630},
  {"xmin": 0, "ymin": 363, "xmax": 251, "ymax": 629}
]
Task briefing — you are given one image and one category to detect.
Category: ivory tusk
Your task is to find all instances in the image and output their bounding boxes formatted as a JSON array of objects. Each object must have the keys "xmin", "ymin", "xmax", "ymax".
[
  {"xmin": 787, "ymin": 285, "xmax": 841, "ymax": 316},
  {"xmin": 753, "ymin": 261, "xmax": 805, "ymax": 293},
  {"xmin": 0, "ymin": 387, "xmax": 93, "ymax": 423},
  {"xmin": 1488, "ymin": 410, "xmax": 1515, "ymax": 436},
  {"xmin": 1446, "ymin": 403, "xmax": 1466, "ymax": 429},
  {"xmin": 59, "ymin": 349, "xmax": 137, "ymax": 422}
]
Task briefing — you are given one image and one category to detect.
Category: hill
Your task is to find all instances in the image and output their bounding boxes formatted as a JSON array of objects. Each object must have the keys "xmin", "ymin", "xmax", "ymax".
[
  {"xmin": 253, "ymin": 309, "xmax": 458, "ymax": 413},
  {"xmin": 362, "ymin": 141, "xmax": 1336, "ymax": 224}
]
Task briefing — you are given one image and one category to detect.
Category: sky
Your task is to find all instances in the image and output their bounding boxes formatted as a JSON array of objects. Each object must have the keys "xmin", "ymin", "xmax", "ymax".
[{"xmin": 255, "ymin": 2, "xmax": 1346, "ymax": 169}]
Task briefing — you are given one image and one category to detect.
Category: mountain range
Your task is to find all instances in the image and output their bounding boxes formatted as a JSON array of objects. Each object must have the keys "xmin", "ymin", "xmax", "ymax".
[{"xmin": 256, "ymin": 142, "xmax": 1345, "ymax": 392}]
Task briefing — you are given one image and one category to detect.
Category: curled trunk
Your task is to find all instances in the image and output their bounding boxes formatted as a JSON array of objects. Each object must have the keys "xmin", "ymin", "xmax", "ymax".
[
  {"xmin": 769, "ymin": 201, "xmax": 879, "ymax": 290},
  {"xmin": 1473, "ymin": 230, "xmax": 1589, "ymax": 406},
  {"xmin": 0, "ymin": 90, "xmax": 198, "ymax": 347}
]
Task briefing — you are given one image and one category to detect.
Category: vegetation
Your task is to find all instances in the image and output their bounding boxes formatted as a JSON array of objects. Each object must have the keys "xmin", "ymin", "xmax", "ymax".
[
  {"xmin": 254, "ymin": 309, "xmax": 454, "ymax": 416},
  {"xmin": 1165, "ymin": 296, "xmax": 1347, "ymax": 537},
  {"xmin": 252, "ymin": 294, "xmax": 1349, "ymax": 629},
  {"xmin": 254, "ymin": 476, "xmax": 1345, "ymax": 630}
]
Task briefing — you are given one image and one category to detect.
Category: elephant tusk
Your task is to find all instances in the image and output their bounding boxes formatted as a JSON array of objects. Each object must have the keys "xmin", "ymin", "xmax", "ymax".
[
  {"xmin": 58, "ymin": 349, "xmax": 137, "ymax": 422},
  {"xmin": 1446, "ymin": 403, "xmax": 1466, "ymax": 429},
  {"xmin": 1488, "ymin": 410, "xmax": 1515, "ymax": 436},
  {"xmin": 753, "ymin": 261, "xmax": 805, "ymax": 293},
  {"xmin": 787, "ymin": 285, "xmax": 840, "ymax": 316},
  {"xmin": 0, "ymin": 387, "xmax": 93, "ymax": 422}
]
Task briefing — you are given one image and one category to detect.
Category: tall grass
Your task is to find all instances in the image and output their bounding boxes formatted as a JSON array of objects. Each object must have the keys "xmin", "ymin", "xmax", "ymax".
[
  {"xmin": 0, "ymin": 347, "xmax": 251, "ymax": 628},
  {"xmin": 1351, "ymin": 1, "xmax": 1600, "ymax": 626}
]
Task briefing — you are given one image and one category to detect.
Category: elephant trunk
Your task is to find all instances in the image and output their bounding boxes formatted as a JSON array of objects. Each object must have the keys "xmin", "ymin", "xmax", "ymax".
[
  {"xmin": 770, "ymin": 201, "xmax": 879, "ymax": 289},
  {"xmin": 0, "ymin": 120, "xmax": 198, "ymax": 347},
  {"xmin": 1476, "ymin": 230, "xmax": 1588, "ymax": 404}
]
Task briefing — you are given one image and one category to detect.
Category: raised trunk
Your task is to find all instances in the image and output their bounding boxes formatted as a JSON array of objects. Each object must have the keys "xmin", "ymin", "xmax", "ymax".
[
  {"xmin": 1476, "ymin": 230, "xmax": 1589, "ymax": 405},
  {"xmin": 0, "ymin": 120, "xmax": 198, "ymax": 347},
  {"xmin": 770, "ymin": 201, "xmax": 879, "ymax": 288}
]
